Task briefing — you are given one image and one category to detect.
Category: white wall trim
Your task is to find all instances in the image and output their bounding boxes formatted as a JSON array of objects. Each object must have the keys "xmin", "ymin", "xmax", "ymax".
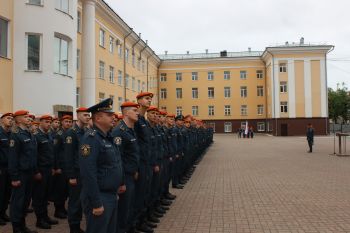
[
  {"xmin": 273, "ymin": 59, "xmax": 280, "ymax": 118},
  {"xmin": 95, "ymin": 18, "xmax": 123, "ymax": 43},
  {"xmin": 320, "ymin": 58, "xmax": 327, "ymax": 117},
  {"xmin": 288, "ymin": 59, "xmax": 296, "ymax": 118},
  {"xmin": 270, "ymin": 62, "xmax": 275, "ymax": 118},
  {"xmin": 304, "ymin": 59, "xmax": 312, "ymax": 117},
  {"xmin": 159, "ymin": 65, "xmax": 265, "ymax": 71}
]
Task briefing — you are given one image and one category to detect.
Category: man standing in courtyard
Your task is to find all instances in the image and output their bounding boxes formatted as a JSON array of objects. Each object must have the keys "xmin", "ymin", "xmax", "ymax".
[{"xmin": 306, "ymin": 123, "xmax": 314, "ymax": 153}]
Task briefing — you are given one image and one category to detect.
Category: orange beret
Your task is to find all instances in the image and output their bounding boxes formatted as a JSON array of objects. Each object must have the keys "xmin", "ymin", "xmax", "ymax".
[
  {"xmin": 117, "ymin": 114, "xmax": 123, "ymax": 119},
  {"xmin": 136, "ymin": 92, "xmax": 153, "ymax": 99},
  {"xmin": 13, "ymin": 110, "xmax": 29, "ymax": 117},
  {"xmin": 52, "ymin": 117, "xmax": 59, "ymax": 121},
  {"xmin": 159, "ymin": 110, "xmax": 167, "ymax": 116},
  {"xmin": 1, "ymin": 113, "xmax": 13, "ymax": 118},
  {"xmin": 147, "ymin": 106, "xmax": 159, "ymax": 112},
  {"xmin": 31, "ymin": 121, "xmax": 40, "ymax": 126},
  {"xmin": 166, "ymin": 113, "xmax": 175, "ymax": 118},
  {"xmin": 121, "ymin": 102, "xmax": 140, "ymax": 109},
  {"xmin": 28, "ymin": 114, "xmax": 35, "ymax": 120},
  {"xmin": 60, "ymin": 115, "xmax": 73, "ymax": 121},
  {"xmin": 76, "ymin": 107, "xmax": 88, "ymax": 113},
  {"xmin": 40, "ymin": 115, "xmax": 53, "ymax": 121}
]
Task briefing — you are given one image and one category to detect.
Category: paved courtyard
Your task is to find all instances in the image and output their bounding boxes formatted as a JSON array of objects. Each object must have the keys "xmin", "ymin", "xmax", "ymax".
[{"xmin": 2, "ymin": 134, "xmax": 350, "ymax": 233}]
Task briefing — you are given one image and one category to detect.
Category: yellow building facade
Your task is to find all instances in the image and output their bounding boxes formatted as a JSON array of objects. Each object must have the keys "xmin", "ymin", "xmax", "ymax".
[{"xmin": 0, "ymin": 0, "xmax": 333, "ymax": 135}]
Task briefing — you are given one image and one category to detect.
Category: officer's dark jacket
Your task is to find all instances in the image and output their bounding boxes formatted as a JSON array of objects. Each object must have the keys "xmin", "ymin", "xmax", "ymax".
[
  {"xmin": 160, "ymin": 126, "xmax": 169, "ymax": 158},
  {"xmin": 8, "ymin": 126, "xmax": 38, "ymax": 181},
  {"xmin": 61, "ymin": 123, "xmax": 85, "ymax": 179},
  {"xmin": 134, "ymin": 115, "xmax": 152, "ymax": 163},
  {"xmin": 79, "ymin": 126, "xmax": 123, "ymax": 209},
  {"xmin": 35, "ymin": 128, "xmax": 54, "ymax": 170},
  {"xmin": 168, "ymin": 126, "xmax": 177, "ymax": 157},
  {"xmin": 307, "ymin": 128, "xmax": 314, "ymax": 141},
  {"xmin": 174, "ymin": 125, "xmax": 184, "ymax": 155},
  {"xmin": 0, "ymin": 126, "xmax": 11, "ymax": 168},
  {"xmin": 111, "ymin": 120, "xmax": 140, "ymax": 176},
  {"xmin": 163, "ymin": 126, "xmax": 174, "ymax": 158},
  {"xmin": 149, "ymin": 125, "xmax": 159, "ymax": 166},
  {"xmin": 181, "ymin": 127, "xmax": 190, "ymax": 154},
  {"xmin": 52, "ymin": 129, "xmax": 65, "ymax": 170}
]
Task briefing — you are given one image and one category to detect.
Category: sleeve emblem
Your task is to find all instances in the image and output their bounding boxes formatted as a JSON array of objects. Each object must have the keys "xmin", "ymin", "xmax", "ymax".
[
  {"xmin": 9, "ymin": 140, "xmax": 15, "ymax": 147},
  {"xmin": 66, "ymin": 136, "xmax": 72, "ymax": 144},
  {"xmin": 114, "ymin": 137, "xmax": 122, "ymax": 145},
  {"xmin": 81, "ymin": 144, "xmax": 91, "ymax": 157}
]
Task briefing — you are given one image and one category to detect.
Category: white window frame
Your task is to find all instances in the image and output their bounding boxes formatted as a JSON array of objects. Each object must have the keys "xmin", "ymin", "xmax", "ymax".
[
  {"xmin": 176, "ymin": 106, "xmax": 183, "ymax": 116},
  {"xmin": 137, "ymin": 80, "xmax": 141, "ymax": 92},
  {"xmin": 257, "ymin": 70, "xmax": 263, "ymax": 79},
  {"xmin": 192, "ymin": 88, "xmax": 198, "ymax": 99},
  {"xmin": 99, "ymin": 29, "xmax": 105, "ymax": 47},
  {"xmin": 224, "ymin": 122, "xmax": 232, "ymax": 133},
  {"xmin": 109, "ymin": 36, "xmax": 114, "ymax": 53},
  {"xmin": 208, "ymin": 123, "xmax": 216, "ymax": 132},
  {"xmin": 208, "ymin": 105, "xmax": 215, "ymax": 116},
  {"xmin": 109, "ymin": 66, "xmax": 114, "ymax": 83},
  {"xmin": 224, "ymin": 105, "xmax": 231, "ymax": 116},
  {"xmin": 208, "ymin": 71, "xmax": 214, "ymax": 80},
  {"xmin": 208, "ymin": 87, "xmax": 214, "ymax": 99},
  {"xmin": 240, "ymin": 86, "xmax": 247, "ymax": 98},
  {"xmin": 279, "ymin": 63, "xmax": 287, "ymax": 72},
  {"xmin": 76, "ymin": 49, "xmax": 80, "ymax": 70},
  {"xmin": 280, "ymin": 81, "xmax": 288, "ymax": 93},
  {"xmin": 125, "ymin": 48, "xmax": 129, "ymax": 63},
  {"xmin": 224, "ymin": 87, "xmax": 231, "ymax": 98},
  {"xmin": 55, "ymin": 0, "xmax": 69, "ymax": 14},
  {"xmin": 118, "ymin": 45, "xmax": 122, "ymax": 58},
  {"xmin": 77, "ymin": 11, "xmax": 82, "ymax": 32},
  {"xmin": 240, "ymin": 70, "xmax": 247, "ymax": 80},
  {"xmin": 176, "ymin": 88, "xmax": 182, "ymax": 99},
  {"xmin": 99, "ymin": 61, "xmax": 105, "ymax": 79},
  {"xmin": 54, "ymin": 36, "xmax": 69, "ymax": 75},
  {"xmin": 117, "ymin": 70, "xmax": 122, "ymax": 86},
  {"xmin": 28, "ymin": 0, "xmax": 43, "ymax": 6},
  {"xmin": 192, "ymin": 72, "xmax": 198, "ymax": 81},
  {"xmin": 280, "ymin": 101, "xmax": 288, "ymax": 113},
  {"xmin": 257, "ymin": 105, "xmax": 264, "ymax": 115},
  {"xmin": 257, "ymin": 122, "xmax": 265, "ymax": 132},
  {"xmin": 26, "ymin": 33, "xmax": 42, "ymax": 71},
  {"xmin": 0, "ymin": 18, "xmax": 9, "ymax": 58},
  {"xmin": 224, "ymin": 71, "xmax": 230, "ymax": 80},
  {"xmin": 125, "ymin": 74, "xmax": 129, "ymax": 88},
  {"xmin": 132, "ymin": 77, "xmax": 136, "ymax": 91},
  {"xmin": 176, "ymin": 72, "xmax": 182, "ymax": 82},
  {"xmin": 240, "ymin": 105, "xmax": 247, "ymax": 116},
  {"xmin": 160, "ymin": 73, "xmax": 167, "ymax": 82},
  {"xmin": 160, "ymin": 88, "xmax": 167, "ymax": 99},
  {"xmin": 192, "ymin": 106, "xmax": 199, "ymax": 116},
  {"xmin": 257, "ymin": 86, "xmax": 264, "ymax": 97},
  {"xmin": 76, "ymin": 87, "xmax": 80, "ymax": 107}
]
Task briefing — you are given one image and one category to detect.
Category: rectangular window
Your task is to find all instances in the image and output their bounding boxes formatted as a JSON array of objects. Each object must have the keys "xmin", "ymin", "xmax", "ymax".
[
  {"xmin": 137, "ymin": 80, "xmax": 141, "ymax": 92},
  {"xmin": 160, "ymin": 88, "xmax": 167, "ymax": 99},
  {"xmin": 142, "ymin": 60, "xmax": 145, "ymax": 72},
  {"xmin": 109, "ymin": 66, "xmax": 114, "ymax": 83},
  {"xmin": 176, "ymin": 88, "xmax": 182, "ymax": 99},
  {"xmin": 76, "ymin": 49, "xmax": 80, "ymax": 70},
  {"xmin": 98, "ymin": 61, "xmax": 105, "ymax": 79},
  {"xmin": 257, "ymin": 122, "xmax": 265, "ymax": 132},
  {"xmin": 280, "ymin": 81, "xmax": 288, "ymax": 93},
  {"xmin": 208, "ymin": 105, "xmax": 215, "ymax": 116},
  {"xmin": 109, "ymin": 95, "xmax": 114, "ymax": 104},
  {"xmin": 160, "ymin": 106, "xmax": 167, "ymax": 111},
  {"xmin": 77, "ymin": 11, "xmax": 81, "ymax": 32},
  {"xmin": 192, "ymin": 88, "xmax": 198, "ymax": 99},
  {"xmin": 55, "ymin": 0, "xmax": 69, "ymax": 13},
  {"xmin": 280, "ymin": 101, "xmax": 288, "ymax": 113},
  {"xmin": 28, "ymin": 0, "xmax": 42, "ymax": 5},
  {"xmin": 208, "ymin": 71, "xmax": 214, "ymax": 80},
  {"xmin": 28, "ymin": 34, "xmax": 41, "ymax": 71},
  {"xmin": 54, "ymin": 36, "xmax": 69, "ymax": 75},
  {"xmin": 99, "ymin": 29, "xmax": 105, "ymax": 47},
  {"xmin": 160, "ymin": 73, "xmax": 167, "ymax": 82},
  {"xmin": 137, "ymin": 59, "xmax": 140, "ymax": 70},
  {"xmin": 132, "ymin": 77, "xmax": 136, "ymax": 91},
  {"xmin": 117, "ymin": 70, "xmax": 122, "ymax": 86},
  {"xmin": 176, "ymin": 72, "xmax": 182, "ymax": 81},
  {"xmin": 257, "ymin": 105, "xmax": 264, "ymax": 115},
  {"xmin": 279, "ymin": 63, "xmax": 287, "ymax": 72},
  {"xmin": 224, "ymin": 122, "xmax": 232, "ymax": 133},
  {"xmin": 125, "ymin": 48, "xmax": 129, "ymax": 63},
  {"xmin": 208, "ymin": 123, "xmax": 216, "ymax": 132},
  {"xmin": 224, "ymin": 71, "xmax": 230, "ymax": 80},
  {"xmin": 192, "ymin": 106, "xmax": 198, "ymax": 116},
  {"xmin": 224, "ymin": 87, "xmax": 231, "ymax": 98},
  {"xmin": 0, "ymin": 18, "xmax": 8, "ymax": 57},
  {"xmin": 142, "ymin": 82, "xmax": 145, "ymax": 91},
  {"xmin": 257, "ymin": 86, "xmax": 264, "ymax": 96},
  {"xmin": 176, "ymin": 106, "xmax": 183, "ymax": 116},
  {"xmin": 224, "ymin": 105, "xmax": 231, "ymax": 116},
  {"xmin": 240, "ymin": 105, "xmax": 247, "ymax": 116},
  {"xmin": 76, "ymin": 87, "xmax": 80, "ymax": 107},
  {"xmin": 192, "ymin": 72, "xmax": 198, "ymax": 81},
  {"xmin": 118, "ymin": 45, "xmax": 122, "ymax": 58},
  {"xmin": 132, "ymin": 53, "xmax": 135, "ymax": 67},
  {"xmin": 257, "ymin": 70, "xmax": 263, "ymax": 79},
  {"xmin": 208, "ymin": 87, "xmax": 214, "ymax": 98},
  {"xmin": 98, "ymin": 92, "xmax": 105, "ymax": 102},
  {"xmin": 240, "ymin": 86, "xmax": 247, "ymax": 98},
  {"xmin": 240, "ymin": 70, "xmax": 247, "ymax": 79},
  {"xmin": 125, "ymin": 74, "xmax": 129, "ymax": 88},
  {"xmin": 118, "ymin": 97, "xmax": 123, "ymax": 111},
  {"xmin": 109, "ymin": 36, "xmax": 114, "ymax": 53}
]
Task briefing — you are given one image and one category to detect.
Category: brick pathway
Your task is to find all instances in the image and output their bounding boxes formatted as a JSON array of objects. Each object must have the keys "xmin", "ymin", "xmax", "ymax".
[{"xmin": 1, "ymin": 134, "xmax": 350, "ymax": 233}]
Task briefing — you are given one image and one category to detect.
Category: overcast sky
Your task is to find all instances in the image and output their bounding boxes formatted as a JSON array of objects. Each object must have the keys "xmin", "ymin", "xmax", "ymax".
[{"xmin": 106, "ymin": 0, "xmax": 350, "ymax": 89}]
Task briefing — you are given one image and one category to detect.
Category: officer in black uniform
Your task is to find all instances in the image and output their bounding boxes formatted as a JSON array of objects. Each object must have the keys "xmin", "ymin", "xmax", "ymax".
[
  {"xmin": 8, "ymin": 110, "xmax": 38, "ymax": 233},
  {"xmin": 172, "ymin": 115, "xmax": 184, "ymax": 189},
  {"xmin": 0, "ymin": 113, "xmax": 14, "ymax": 226},
  {"xmin": 111, "ymin": 101, "xmax": 140, "ymax": 233},
  {"xmin": 79, "ymin": 98, "xmax": 124, "ymax": 233},
  {"xmin": 61, "ymin": 108, "xmax": 90, "ymax": 233},
  {"xmin": 32, "ymin": 115, "xmax": 59, "ymax": 229}
]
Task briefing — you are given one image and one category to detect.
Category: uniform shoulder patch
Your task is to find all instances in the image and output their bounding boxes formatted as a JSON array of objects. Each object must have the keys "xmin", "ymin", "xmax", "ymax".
[
  {"xmin": 66, "ymin": 136, "xmax": 72, "ymax": 144},
  {"xmin": 57, "ymin": 130, "xmax": 63, "ymax": 136},
  {"xmin": 88, "ymin": 129, "xmax": 96, "ymax": 137},
  {"xmin": 12, "ymin": 127, "xmax": 19, "ymax": 134},
  {"xmin": 120, "ymin": 125, "xmax": 126, "ymax": 131},
  {"xmin": 114, "ymin": 137, "xmax": 122, "ymax": 145},
  {"xmin": 9, "ymin": 139, "xmax": 15, "ymax": 147},
  {"xmin": 80, "ymin": 144, "xmax": 91, "ymax": 157}
]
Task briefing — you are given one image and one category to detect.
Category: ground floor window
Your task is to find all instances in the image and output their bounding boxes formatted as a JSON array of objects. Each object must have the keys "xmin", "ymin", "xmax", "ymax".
[
  {"xmin": 208, "ymin": 122, "xmax": 215, "ymax": 132},
  {"xmin": 224, "ymin": 122, "xmax": 232, "ymax": 133},
  {"xmin": 257, "ymin": 122, "xmax": 265, "ymax": 132}
]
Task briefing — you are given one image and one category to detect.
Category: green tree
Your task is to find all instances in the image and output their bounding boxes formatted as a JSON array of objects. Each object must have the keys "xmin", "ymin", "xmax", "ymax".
[{"xmin": 328, "ymin": 83, "xmax": 350, "ymax": 124}]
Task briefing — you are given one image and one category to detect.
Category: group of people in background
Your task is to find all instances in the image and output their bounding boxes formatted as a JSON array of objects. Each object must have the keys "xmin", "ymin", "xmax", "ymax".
[
  {"xmin": 237, "ymin": 126, "xmax": 254, "ymax": 139},
  {"xmin": 0, "ymin": 91, "xmax": 214, "ymax": 233}
]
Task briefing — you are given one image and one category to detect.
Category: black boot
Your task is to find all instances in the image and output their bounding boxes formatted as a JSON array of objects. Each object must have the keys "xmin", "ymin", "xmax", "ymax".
[
  {"xmin": 44, "ymin": 216, "xmax": 59, "ymax": 225},
  {"xmin": 136, "ymin": 223, "xmax": 154, "ymax": 233},
  {"xmin": 22, "ymin": 226, "xmax": 38, "ymax": 233},
  {"xmin": 36, "ymin": 218, "xmax": 51, "ymax": 229},
  {"xmin": 2, "ymin": 213, "xmax": 10, "ymax": 222},
  {"xmin": 0, "ymin": 217, "xmax": 6, "ymax": 226},
  {"xmin": 12, "ymin": 222, "xmax": 23, "ymax": 233}
]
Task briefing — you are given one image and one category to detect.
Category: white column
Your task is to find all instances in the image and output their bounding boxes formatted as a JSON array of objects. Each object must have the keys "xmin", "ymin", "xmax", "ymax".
[
  {"xmin": 81, "ymin": 0, "xmax": 96, "ymax": 107},
  {"xmin": 320, "ymin": 58, "xmax": 327, "ymax": 117},
  {"xmin": 274, "ymin": 59, "xmax": 280, "ymax": 118},
  {"xmin": 288, "ymin": 59, "xmax": 296, "ymax": 118},
  {"xmin": 304, "ymin": 59, "xmax": 312, "ymax": 118},
  {"xmin": 270, "ymin": 61, "xmax": 275, "ymax": 118}
]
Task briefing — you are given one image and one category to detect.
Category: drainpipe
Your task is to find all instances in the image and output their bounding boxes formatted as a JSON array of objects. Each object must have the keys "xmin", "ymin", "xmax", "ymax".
[
  {"xmin": 123, "ymin": 28, "xmax": 133, "ymax": 100},
  {"xmin": 156, "ymin": 60, "xmax": 162, "ymax": 108},
  {"xmin": 325, "ymin": 46, "xmax": 335, "ymax": 135},
  {"xmin": 266, "ymin": 50, "xmax": 277, "ymax": 136}
]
